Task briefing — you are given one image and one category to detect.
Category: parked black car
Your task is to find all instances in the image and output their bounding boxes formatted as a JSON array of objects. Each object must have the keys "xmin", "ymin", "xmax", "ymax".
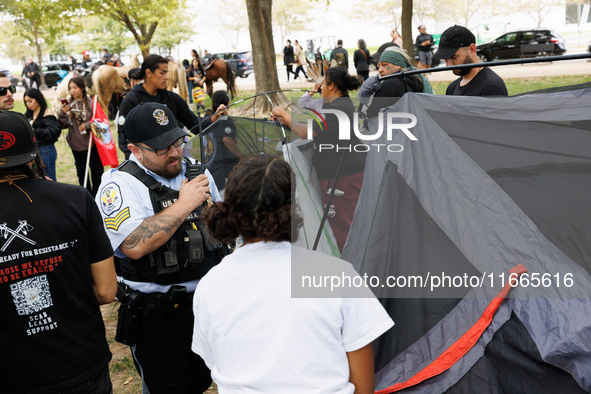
[
  {"xmin": 212, "ymin": 51, "xmax": 253, "ymax": 78},
  {"xmin": 1, "ymin": 70, "xmax": 20, "ymax": 87},
  {"xmin": 476, "ymin": 29, "xmax": 566, "ymax": 62},
  {"xmin": 41, "ymin": 61, "xmax": 71, "ymax": 88}
]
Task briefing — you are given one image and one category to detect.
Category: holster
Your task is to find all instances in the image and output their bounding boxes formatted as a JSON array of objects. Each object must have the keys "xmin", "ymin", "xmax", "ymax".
[{"xmin": 115, "ymin": 284, "xmax": 143, "ymax": 346}]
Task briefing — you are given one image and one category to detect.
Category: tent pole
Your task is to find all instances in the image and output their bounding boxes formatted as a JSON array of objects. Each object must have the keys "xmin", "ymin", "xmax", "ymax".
[
  {"xmin": 378, "ymin": 53, "xmax": 591, "ymax": 82},
  {"xmin": 313, "ymin": 150, "xmax": 346, "ymax": 251}
]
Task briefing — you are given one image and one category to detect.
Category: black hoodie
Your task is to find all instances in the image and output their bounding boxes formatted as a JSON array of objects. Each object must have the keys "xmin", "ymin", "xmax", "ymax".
[
  {"xmin": 117, "ymin": 83, "xmax": 198, "ymax": 157},
  {"xmin": 367, "ymin": 74, "xmax": 423, "ymax": 118}
]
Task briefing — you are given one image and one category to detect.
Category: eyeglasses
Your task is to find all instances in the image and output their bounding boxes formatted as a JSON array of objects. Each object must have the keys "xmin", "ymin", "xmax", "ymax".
[
  {"xmin": 136, "ymin": 137, "xmax": 184, "ymax": 156},
  {"xmin": 0, "ymin": 86, "xmax": 16, "ymax": 96}
]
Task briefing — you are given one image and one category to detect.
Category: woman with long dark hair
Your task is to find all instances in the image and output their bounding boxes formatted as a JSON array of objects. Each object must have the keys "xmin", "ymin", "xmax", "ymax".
[
  {"xmin": 58, "ymin": 76, "xmax": 103, "ymax": 196},
  {"xmin": 24, "ymin": 88, "xmax": 61, "ymax": 181},
  {"xmin": 192, "ymin": 154, "xmax": 393, "ymax": 393},
  {"xmin": 354, "ymin": 39, "xmax": 371, "ymax": 82},
  {"xmin": 272, "ymin": 67, "xmax": 364, "ymax": 251},
  {"xmin": 188, "ymin": 58, "xmax": 206, "ymax": 110}
]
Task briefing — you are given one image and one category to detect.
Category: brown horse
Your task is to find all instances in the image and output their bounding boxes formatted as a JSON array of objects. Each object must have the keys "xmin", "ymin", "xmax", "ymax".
[{"xmin": 205, "ymin": 59, "xmax": 237, "ymax": 98}]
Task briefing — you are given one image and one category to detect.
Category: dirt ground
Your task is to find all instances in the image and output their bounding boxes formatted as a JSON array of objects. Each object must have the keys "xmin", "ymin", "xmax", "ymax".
[{"xmin": 100, "ymin": 303, "xmax": 218, "ymax": 393}]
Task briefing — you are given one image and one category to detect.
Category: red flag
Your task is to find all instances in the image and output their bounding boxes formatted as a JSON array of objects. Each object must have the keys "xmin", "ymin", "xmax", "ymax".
[{"xmin": 90, "ymin": 97, "xmax": 119, "ymax": 168}]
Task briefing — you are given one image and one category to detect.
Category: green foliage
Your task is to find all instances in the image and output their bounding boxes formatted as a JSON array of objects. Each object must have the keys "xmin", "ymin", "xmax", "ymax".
[
  {"xmin": 273, "ymin": 0, "xmax": 310, "ymax": 47},
  {"xmin": 209, "ymin": 0, "xmax": 248, "ymax": 50},
  {"xmin": 151, "ymin": 13, "xmax": 194, "ymax": 56},
  {"xmin": 83, "ymin": 0, "xmax": 186, "ymax": 55},
  {"xmin": 74, "ymin": 16, "xmax": 134, "ymax": 56},
  {"xmin": 0, "ymin": 21, "xmax": 34, "ymax": 62},
  {"xmin": 0, "ymin": 0, "xmax": 82, "ymax": 48}
]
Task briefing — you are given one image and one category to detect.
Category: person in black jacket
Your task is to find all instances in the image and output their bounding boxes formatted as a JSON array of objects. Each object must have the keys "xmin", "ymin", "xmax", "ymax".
[
  {"xmin": 117, "ymin": 54, "xmax": 199, "ymax": 159},
  {"xmin": 365, "ymin": 48, "xmax": 429, "ymax": 118},
  {"xmin": 353, "ymin": 39, "xmax": 371, "ymax": 82},
  {"xmin": 283, "ymin": 40, "xmax": 296, "ymax": 82},
  {"xmin": 24, "ymin": 88, "xmax": 61, "ymax": 180},
  {"xmin": 24, "ymin": 56, "xmax": 41, "ymax": 89}
]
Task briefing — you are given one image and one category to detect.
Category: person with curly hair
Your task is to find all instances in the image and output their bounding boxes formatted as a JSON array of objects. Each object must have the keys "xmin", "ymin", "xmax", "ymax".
[{"xmin": 191, "ymin": 154, "xmax": 394, "ymax": 393}]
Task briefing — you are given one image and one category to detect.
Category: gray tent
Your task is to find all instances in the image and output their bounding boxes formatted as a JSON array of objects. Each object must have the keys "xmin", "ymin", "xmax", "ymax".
[{"xmin": 297, "ymin": 91, "xmax": 591, "ymax": 392}]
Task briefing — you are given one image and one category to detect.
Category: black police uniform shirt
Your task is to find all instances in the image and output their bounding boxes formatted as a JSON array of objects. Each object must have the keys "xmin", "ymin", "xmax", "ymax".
[
  {"xmin": 446, "ymin": 67, "xmax": 508, "ymax": 96},
  {"xmin": 0, "ymin": 178, "xmax": 113, "ymax": 393},
  {"xmin": 202, "ymin": 118, "xmax": 240, "ymax": 190}
]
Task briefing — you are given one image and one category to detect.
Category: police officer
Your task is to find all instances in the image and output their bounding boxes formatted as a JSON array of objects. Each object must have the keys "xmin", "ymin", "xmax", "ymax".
[{"xmin": 95, "ymin": 102, "xmax": 223, "ymax": 393}]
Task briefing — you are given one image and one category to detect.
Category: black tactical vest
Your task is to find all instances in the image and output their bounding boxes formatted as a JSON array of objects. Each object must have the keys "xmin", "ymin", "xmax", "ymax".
[{"xmin": 116, "ymin": 159, "xmax": 225, "ymax": 285}]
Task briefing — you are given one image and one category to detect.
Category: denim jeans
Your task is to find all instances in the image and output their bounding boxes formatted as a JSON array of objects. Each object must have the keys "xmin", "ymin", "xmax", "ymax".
[
  {"xmin": 187, "ymin": 80, "xmax": 194, "ymax": 103},
  {"xmin": 38, "ymin": 144, "xmax": 57, "ymax": 181}
]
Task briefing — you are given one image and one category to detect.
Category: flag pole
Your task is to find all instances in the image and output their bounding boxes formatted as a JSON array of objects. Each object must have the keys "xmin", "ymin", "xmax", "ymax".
[
  {"xmin": 83, "ymin": 132, "xmax": 93, "ymax": 190},
  {"xmin": 83, "ymin": 97, "xmax": 98, "ymax": 190}
]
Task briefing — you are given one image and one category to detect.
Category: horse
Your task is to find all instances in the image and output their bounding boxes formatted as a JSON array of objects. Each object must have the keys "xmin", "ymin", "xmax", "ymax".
[
  {"xmin": 53, "ymin": 54, "xmax": 140, "ymax": 116},
  {"xmin": 204, "ymin": 59, "xmax": 237, "ymax": 98},
  {"xmin": 166, "ymin": 60, "xmax": 189, "ymax": 103}
]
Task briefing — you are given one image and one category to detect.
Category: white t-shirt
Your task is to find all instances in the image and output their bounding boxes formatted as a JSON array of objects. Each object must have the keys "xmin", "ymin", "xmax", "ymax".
[{"xmin": 192, "ymin": 241, "xmax": 394, "ymax": 393}]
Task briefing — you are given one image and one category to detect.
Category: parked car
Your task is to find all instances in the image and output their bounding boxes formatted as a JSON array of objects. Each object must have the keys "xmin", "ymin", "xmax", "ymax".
[
  {"xmin": 41, "ymin": 61, "xmax": 72, "ymax": 88},
  {"xmin": 476, "ymin": 29, "xmax": 566, "ymax": 62},
  {"xmin": 1, "ymin": 70, "xmax": 20, "ymax": 87},
  {"xmin": 211, "ymin": 51, "xmax": 253, "ymax": 78}
]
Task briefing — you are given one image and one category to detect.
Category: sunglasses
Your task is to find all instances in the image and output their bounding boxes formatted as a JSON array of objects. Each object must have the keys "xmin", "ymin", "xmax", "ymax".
[
  {"xmin": 0, "ymin": 86, "xmax": 16, "ymax": 96},
  {"xmin": 136, "ymin": 137, "xmax": 185, "ymax": 156}
]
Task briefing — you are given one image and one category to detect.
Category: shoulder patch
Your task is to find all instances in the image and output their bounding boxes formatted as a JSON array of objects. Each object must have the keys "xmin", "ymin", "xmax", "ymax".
[
  {"xmin": 118, "ymin": 115, "xmax": 125, "ymax": 126},
  {"xmin": 224, "ymin": 127, "xmax": 232, "ymax": 135},
  {"xmin": 100, "ymin": 182, "xmax": 123, "ymax": 216},
  {"xmin": 104, "ymin": 207, "xmax": 131, "ymax": 231}
]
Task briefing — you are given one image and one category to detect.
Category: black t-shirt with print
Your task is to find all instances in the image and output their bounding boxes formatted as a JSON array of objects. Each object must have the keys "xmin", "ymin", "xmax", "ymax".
[{"xmin": 0, "ymin": 178, "xmax": 113, "ymax": 394}]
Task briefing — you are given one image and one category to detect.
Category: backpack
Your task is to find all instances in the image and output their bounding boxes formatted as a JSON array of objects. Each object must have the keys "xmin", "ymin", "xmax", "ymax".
[{"xmin": 334, "ymin": 51, "xmax": 346, "ymax": 67}]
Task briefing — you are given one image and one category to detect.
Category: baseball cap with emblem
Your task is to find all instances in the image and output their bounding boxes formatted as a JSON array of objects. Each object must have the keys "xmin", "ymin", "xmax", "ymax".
[
  {"xmin": 0, "ymin": 111, "xmax": 37, "ymax": 168},
  {"xmin": 433, "ymin": 25, "xmax": 476, "ymax": 60},
  {"xmin": 82, "ymin": 50, "xmax": 90, "ymax": 56},
  {"xmin": 125, "ymin": 102, "xmax": 189, "ymax": 150}
]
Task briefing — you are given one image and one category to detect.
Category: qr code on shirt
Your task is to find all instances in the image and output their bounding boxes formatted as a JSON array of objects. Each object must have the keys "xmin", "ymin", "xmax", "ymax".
[{"xmin": 10, "ymin": 275, "xmax": 53, "ymax": 315}]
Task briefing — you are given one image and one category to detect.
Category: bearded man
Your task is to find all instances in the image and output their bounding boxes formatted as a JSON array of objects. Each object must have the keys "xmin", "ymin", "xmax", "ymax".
[
  {"xmin": 434, "ymin": 25, "xmax": 508, "ymax": 96},
  {"xmin": 95, "ymin": 102, "xmax": 223, "ymax": 394}
]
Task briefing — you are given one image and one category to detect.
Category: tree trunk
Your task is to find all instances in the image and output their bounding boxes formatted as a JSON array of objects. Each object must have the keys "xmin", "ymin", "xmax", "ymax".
[
  {"xmin": 32, "ymin": 20, "xmax": 48, "ymax": 89},
  {"xmin": 401, "ymin": 0, "xmax": 416, "ymax": 67},
  {"xmin": 244, "ymin": 0, "xmax": 289, "ymax": 114},
  {"xmin": 141, "ymin": 43, "xmax": 150, "ymax": 57}
]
